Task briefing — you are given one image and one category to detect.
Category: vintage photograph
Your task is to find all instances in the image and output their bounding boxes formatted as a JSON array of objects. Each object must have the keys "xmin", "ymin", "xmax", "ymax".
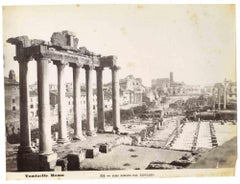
[{"xmin": 2, "ymin": 4, "xmax": 237, "ymax": 179}]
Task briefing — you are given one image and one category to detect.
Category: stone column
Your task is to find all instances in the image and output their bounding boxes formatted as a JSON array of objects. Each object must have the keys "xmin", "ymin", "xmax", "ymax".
[
  {"xmin": 218, "ymin": 88, "xmax": 221, "ymax": 110},
  {"xmin": 85, "ymin": 65, "xmax": 96, "ymax": 136},
  {"xmin": 53, "ymin": 61, "xmax": 69, "ymax": 143},
  {"xmin": 18, "ymin": 59, "xmax": 33, "ymax": 153},
  {"xmin": 112, "ymin": 66, "xmax": 121, "ymax": 132},
  {"xmin": 37, "ymin": 57, "xmax": 54, "ymax": 154},
  {"xmin": 96, "ymin": 67, "xmax": 105, "ymax": 133},
  {"xmin": 37, "ymin": 56, "xmax": 57, "ymax": 171},
  {"xmin": 223, "ymin": 86, "xmax": 227, "ymax": 110},
  {"xmin": 212, "ymin": 88, "xmax": 216, "ymax": 110},
  {"xmin": 71, "ymin": 63, "xmax": 85, "ymax": 140}
]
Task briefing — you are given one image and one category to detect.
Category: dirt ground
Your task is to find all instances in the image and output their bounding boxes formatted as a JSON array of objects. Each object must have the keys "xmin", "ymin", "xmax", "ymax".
[{"xmin": 80, "ymin": 145, "xmax": 190, "ymax": 170}]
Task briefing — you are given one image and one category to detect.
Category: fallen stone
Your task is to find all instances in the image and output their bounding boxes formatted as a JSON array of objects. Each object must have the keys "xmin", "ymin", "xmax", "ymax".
[
  {"xmin": 56, "ymin": 159, "xmax": 66, "ymax": 171},
  {"xmin": 67, "ymin": 154, "xmax": 81, "ymax": 170},
  {"xmin": 39, "ymin": 153, "xmax": 57, "ymax": 171},
  {"xmin": 99, "ymin": 144, "xmax": 110, "ymax": 153},
  {"xmin": 85, "ymin": 147, "xmax": 99, "ymax": 159}
]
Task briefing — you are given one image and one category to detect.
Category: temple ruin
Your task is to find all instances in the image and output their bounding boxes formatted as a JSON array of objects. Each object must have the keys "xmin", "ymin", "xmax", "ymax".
[{"xmin": 7, "ymin": 30, "xmax": 121, "ymax": 171}]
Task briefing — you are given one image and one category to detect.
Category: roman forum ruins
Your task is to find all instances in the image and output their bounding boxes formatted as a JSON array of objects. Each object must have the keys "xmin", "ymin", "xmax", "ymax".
[{"xmin": 7, "ymin": 31, "xmax": 121, "ymax": 170}]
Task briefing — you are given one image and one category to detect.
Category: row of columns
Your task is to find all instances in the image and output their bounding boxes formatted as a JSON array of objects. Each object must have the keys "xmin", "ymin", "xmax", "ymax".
[
  {"xmin": 212, "ymin": 87, "xmax": 228, "ymax": 111},
  {"xmin": 18, "ymin": 56, "xmax": 120, "ymax": 155}
]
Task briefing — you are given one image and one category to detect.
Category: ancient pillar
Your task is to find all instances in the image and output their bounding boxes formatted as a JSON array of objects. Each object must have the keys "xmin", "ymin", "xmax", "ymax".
[
  {"xmin": 96, "ymin": 67, "xmax": 105, "ymax": 133},
  {"xmin": 54, "ymin": 61, "xmax": 69, "ymax": 143},
  {"xmin": 223, "ymin": 86, "xmax": 227, "ymax": 110},
  {"xmin": 212, "ymin": 88, "xmax": 216, "ymax": 110},
  {"xmin": 37, "ymin": 57, "xmax": 57, "ymax": 170},
  {"xmin": 218, "ymin": 88, "xmax": 221, "ymax": 110},
  {"xmin": 85, "ymin": 65, "xmax": 96, "ymax": 136},
  {"xmin": 71, "ymin": 63, "xmax": 85, "ymax": 140},
  {"xmin": 37, "ymin": 57, "xmax": 54, "ymax": 154},
  {"xmin": 18, "ymin": 59, "xmax": 32, "ymax": 153},
  {"xmin": 112, "ymin": 66, "xmax": 121, "ymax": 132}
]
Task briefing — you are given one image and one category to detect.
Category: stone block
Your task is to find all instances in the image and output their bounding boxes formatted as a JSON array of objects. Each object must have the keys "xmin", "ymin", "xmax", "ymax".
[
  {"xmin": 17, "ymin": 152, "xmax": 39, "ymax": 171},
  {"xmin": 39, "ymin": 153, "xmax": 58, "ymax": 171},
  {"xmin": 56, "ymin": 159, "xmax": 66, "ymax": 171},
  {"xmin": 85, "ymin": 147, "xmax": 99, "ymax": 158},
  {"xmin": 51, "ymin": 31, "xmax": 78, "ymax": 50},
  {"xmin": 99, "ymin": 144, "xmax": 110, "ymax": 153},
  {"xmin": 131, "ymin": 135, "xmax": 141, "ymax": 146},
  {"xmin": 67, "ymin": 154, "xmax": 81, "ymax": 171}
]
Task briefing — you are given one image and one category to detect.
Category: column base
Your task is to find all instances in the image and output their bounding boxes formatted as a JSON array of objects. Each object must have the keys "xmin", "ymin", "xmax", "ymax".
[
  {"xmin": 57, "ymin": 137, "xmax": 70, "ymax": 144},
  {"xmin": 86, "ymin": 130, "xmax": 97, "ymax": 136},
  {"xmin": 39, "ymin": 153, "xmax": 58, "ymax": 171},
  {"xmin": 72, "ymin": 135, "xmax": 86, "ymax": 141},
  {"xmin": 112, "ymin": 127, "xmax": 121, "ymax": 135},
  {"xmin": 17, "ymin": 152, "xmax": 39, "ymax": 171},
  {"xmin": 97, "ymin": 128, "xmax": 105, "ymax": 133},
  {"xmin": 18, "ymin": 145, "xmax": 34, "ymax": 154}
]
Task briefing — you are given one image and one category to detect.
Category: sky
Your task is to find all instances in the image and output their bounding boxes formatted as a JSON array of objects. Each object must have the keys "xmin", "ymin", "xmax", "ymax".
[{"xmin": 3, "ymin": 4, "xmax": 236, "ymax": 87}]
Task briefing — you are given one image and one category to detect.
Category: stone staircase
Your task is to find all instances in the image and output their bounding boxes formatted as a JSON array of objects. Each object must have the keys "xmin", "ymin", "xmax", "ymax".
[
  {"xmin": 170, "ymin": 122, "xmax": 199, "ymax": 151},
  {"xmin": 196, "ymin": 121, "xmax": 213, "ymax": 149}
]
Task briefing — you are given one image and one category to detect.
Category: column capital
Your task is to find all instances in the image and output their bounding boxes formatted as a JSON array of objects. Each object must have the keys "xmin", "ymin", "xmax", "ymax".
[
  {"xmin": 15, "ymin": 54, "xmax": 33, "ymax": 63},
  {"xmin": 84, "ymin": 65, "xmax": 95, "ymax": 70},
  {"xmin": 95, "ymin": 66, "xmax": 104, "ymax": 72},
  {"xmin": 111, "ymin": 65, "xmax": 121, "ymax": 71},
  {"xmin": 52, "ymin": 59, "xmax": 69, "ymax": 66},
  {"xmin": 33, "ymin": 55, "xmax": 51, "ymax": 63},
  {"xmin": 69, "ymin": 62, "xmax": 83, "ymax": 68}
]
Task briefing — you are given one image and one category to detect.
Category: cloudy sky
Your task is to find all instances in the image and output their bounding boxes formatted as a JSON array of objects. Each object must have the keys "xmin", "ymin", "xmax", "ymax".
[{"xmin": 3, "ymin": 4, "xmax": 236, "ymax": 87}]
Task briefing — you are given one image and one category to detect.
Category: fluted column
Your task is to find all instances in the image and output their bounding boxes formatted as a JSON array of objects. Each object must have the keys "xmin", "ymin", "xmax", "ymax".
[
  {"xmin": 53, "ymin": 61, "xmax": 69, "ymax": 143},
  {"xmin": 85, "ymin": 65, "xmax": 96, "ymax": 136},
  {"xmin": 96, "ymin": 67, "xmax": 105, "ymax": 133},
  {"xmin": 112, "ymin": 66, "xmax": 121, "ymax": 132},
  {"xmin": 71, "ymin": 63, "xmax": 85, "ymax": 140},
  {"xmin": 18, "ymin": 59, "xmax": 33, "ymax": 153},
  {"xmin": 37, "ymin": 57, "xmax": 53, "ymax": 155}
]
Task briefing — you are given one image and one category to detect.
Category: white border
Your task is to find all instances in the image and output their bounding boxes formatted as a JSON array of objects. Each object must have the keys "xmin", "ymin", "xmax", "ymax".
[{"xmin": 0, "ymin": 1, "xmax": 239, "ymax": 184}]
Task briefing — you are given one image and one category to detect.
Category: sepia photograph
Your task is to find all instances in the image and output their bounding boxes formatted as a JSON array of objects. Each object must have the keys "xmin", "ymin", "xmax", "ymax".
[{"xmin": 1, "ymin": 2, "xmax": 238, "ymax": 181}]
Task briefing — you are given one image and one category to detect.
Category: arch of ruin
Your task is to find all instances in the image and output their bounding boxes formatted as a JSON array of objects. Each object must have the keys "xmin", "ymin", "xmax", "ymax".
[{"xmin": 7, "ymin": 30, "xmax": 121, "ymax": 170}]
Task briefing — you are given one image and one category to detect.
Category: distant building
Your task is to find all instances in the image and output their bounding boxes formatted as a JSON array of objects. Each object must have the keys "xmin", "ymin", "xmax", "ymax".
[
  {"xmin": 151, "ymin": 72, "xmax": 201, "ymax": 97},
  {"xmin": 227, "ymin": 82, "xmax": 237, "ymax": 104},
  {"xmin": 152, "ymin": 78, "xmax": 170, "ymax": 89},
  {"xmin": 29, "ymin": 90, "xmax": 38, "ymax": 118},
  {"xmin": 4, "ymin": 70, "xmax": 19, "ymax": 112},
  {"xmin": 119, "ymin": 75, "xmax": 144, "ymax": 106}
]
